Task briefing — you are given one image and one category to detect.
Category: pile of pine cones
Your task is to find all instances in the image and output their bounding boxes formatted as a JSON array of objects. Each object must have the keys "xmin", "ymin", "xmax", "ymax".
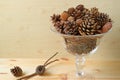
[{"xmin": 51, "ymin": 4, "xmax": 112, "ymax": 35}]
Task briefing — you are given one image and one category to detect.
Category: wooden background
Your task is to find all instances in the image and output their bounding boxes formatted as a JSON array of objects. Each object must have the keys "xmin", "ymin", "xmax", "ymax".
[{"xmin": 0, "ymin": 0, "xmax": 120, "ymax": 80}]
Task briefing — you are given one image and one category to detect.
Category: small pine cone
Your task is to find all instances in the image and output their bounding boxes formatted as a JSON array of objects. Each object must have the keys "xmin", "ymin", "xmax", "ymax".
[
  {"xmin": 82, "ymin": 8, "xmax": 90, "ymax": 15},
  {"xmin": 54, "ymin": 21, "xmax": 64, "ymax": 27},
  {"xmin": 90, "ymin": 7, "xmax": 99, "ymax": 16},
  {"xmin": 81, "ymin": 9, "xmax": 91, "ymax": 19},
  {"xmin": 96, "ymin": 13, "xmax": 111, "ymax": 27},
  {"xmin": 54, "ymin": 21, "xmax": 64, "ymax": 33},
  {"xmin": 64, "ymin": 25, "xmax": 79, "ymax": 35},
  {"xmin": 74, "ymin": 10, "xmax": 82, "ymax": 19},
  {"xmin": 51, "ymin": 14, "xmax": 60, "ymax": 23},
  {"xmin": 63, "ymin": 21, "xmax": 79, "ymax": 35},
  {"xmin": 10, "ymin": 66, "xmax": 23, "ymax": 77},
  {"xmin": 70, "ymin": 8, "xmax": 81, "ymax": 18}
]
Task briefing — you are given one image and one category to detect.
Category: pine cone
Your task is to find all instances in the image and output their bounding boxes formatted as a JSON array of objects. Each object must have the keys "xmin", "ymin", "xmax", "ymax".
[
  {"xmin": 96, "ymin": 13, "xmax": 111, "ymax": 27},
  {"xmin": 81, "ymin": 9, "xmax": 91, "ymax": 20},
  {"xmin": 90, "ymin": 7, "xmax": 99, "ymax": 16},
  {"xmin": 79, "ymin": 18, "xmax": 101, "ymax": 35},
  {"xmin": 54, "ymin": 21, "xmax": 64, "ymax": 33},
  {"xmin": 63, "ymin": 21, "xmax": 79, "ymax": 35},
  {"xmin": 10, "ymin": 66, "xmax": 23, "ymax": 77},
  {"xmin": 70, "ymin": 6, "xmax": 84, "ymax": 19},
  {"xmin": 51, "ymin": 4, "xmax": 112, "ymax": 36},
  {"xmin": 51, "ymin": 14, "xmax": 61, "ymax": 23}
]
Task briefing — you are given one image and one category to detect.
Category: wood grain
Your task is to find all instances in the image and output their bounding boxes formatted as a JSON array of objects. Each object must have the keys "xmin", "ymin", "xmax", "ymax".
[{"xmin": 0, "ymin": 58, "xmax": 119, "ymax": 80}]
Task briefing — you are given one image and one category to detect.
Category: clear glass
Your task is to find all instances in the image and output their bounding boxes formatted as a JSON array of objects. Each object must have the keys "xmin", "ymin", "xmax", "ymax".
[
  {"xmin": 51, "ymin": 25, "xmax": 111, "ymax": 79},
  {"xmin": 61, "ymin": 33, "xmax": 103, "ymax": 77}
]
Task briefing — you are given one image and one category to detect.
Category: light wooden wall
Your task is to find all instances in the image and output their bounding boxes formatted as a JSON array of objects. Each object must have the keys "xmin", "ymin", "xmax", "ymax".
[{"xmin": 0, "ymin": 0, "xmax": 119, "ymax": 58}]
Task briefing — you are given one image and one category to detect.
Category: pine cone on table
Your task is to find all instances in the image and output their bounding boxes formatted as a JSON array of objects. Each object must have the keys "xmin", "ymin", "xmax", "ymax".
[{"xmin": 10, "ymin": 66, "xmax": 23, "ymax": 77}]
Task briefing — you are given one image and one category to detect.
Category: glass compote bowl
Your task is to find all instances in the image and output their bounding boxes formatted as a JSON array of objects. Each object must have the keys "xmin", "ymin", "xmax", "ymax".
[
  {"xmin": 61, "ymin": 33, "xmax": 103, "ymax": 79},
  {"xmin": 51, "ymin": 22, "xmax": 112, "ymax": 79}
]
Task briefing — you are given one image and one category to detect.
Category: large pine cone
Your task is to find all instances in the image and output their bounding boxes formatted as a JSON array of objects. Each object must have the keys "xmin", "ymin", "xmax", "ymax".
[{"xmin": 79, "ymin": 18, "xmax": 101, "ymax": 35}]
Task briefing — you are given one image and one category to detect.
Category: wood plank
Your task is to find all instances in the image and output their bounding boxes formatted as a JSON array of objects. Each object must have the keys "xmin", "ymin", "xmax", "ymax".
[{"xmin": 0, "ymin": 58, "xmax": 119, "ymax": 80}]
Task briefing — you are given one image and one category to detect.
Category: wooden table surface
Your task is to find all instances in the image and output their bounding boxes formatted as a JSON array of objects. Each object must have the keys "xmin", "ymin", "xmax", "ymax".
[
  {"xmin": 0, "ymin": 0, "xmax": 120, "ymax": 80},
  {"xmin": 0, "ymin": 58, "xmax": 120, "ymax": 80}
]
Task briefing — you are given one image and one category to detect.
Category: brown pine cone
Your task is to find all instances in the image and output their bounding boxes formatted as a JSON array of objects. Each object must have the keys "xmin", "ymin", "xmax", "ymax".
[
  {"xmin": 79, "ymin": 18, "xmax": 101, "ymax": 35},
  {"xmin": 10, "ymin": 66, "xmax": 23, "ymax": 77},
  {"xmin": 51, "ymin": 4, "xmax": 112, "ymax": 36},
  {"xmin": 70, "ymin": 7, "xmax": 83, "ymax": 19},
  {"xmin": 96, "ymin": 13, "xmax": 111, "ymax": 27},
  {"xmin": 63, "ymin": 21, "xmax": 79, "ymax": 35},
  {"xmin": 81, "ymin": 9, "xmax": 91, "ymax": 19},
  {"xmin": 90, "ymin": 7, "xmax": 99, "ymax": 16},
  {"xmin": 54, "ymin": 21, "xmax": 64, "ymax": 33},
  {"xmin": 51, "ymin": 14, "xmax": 61, "ymax": 23}
]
